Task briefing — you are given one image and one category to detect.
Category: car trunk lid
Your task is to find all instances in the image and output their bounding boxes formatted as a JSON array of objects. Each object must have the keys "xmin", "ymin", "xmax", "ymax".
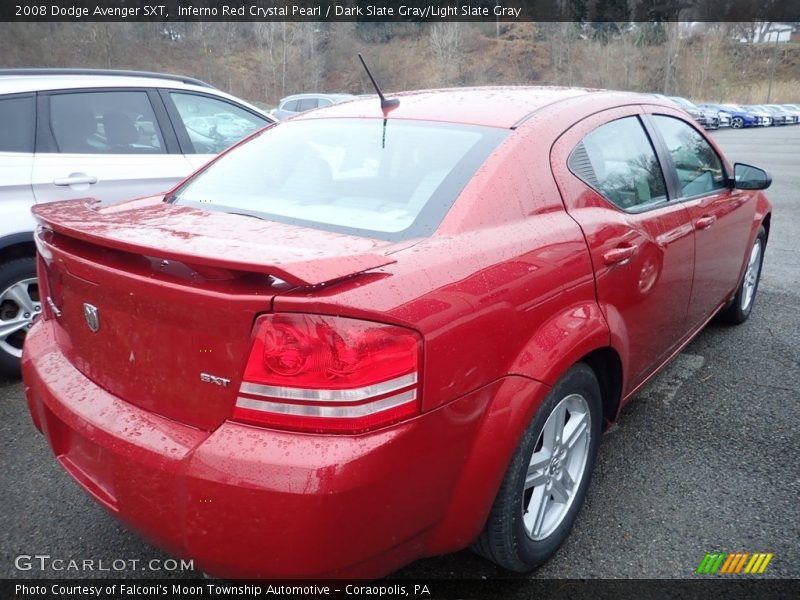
[{"xmin": 33, "ymin": 197, "xmax": 397, "ymax": 430}]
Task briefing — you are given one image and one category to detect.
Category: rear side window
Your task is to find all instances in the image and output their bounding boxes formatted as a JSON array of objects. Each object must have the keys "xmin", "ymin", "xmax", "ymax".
[
  {"xmin": 0, "ymin": 95, "xmax": 35, "ymax": 153},
  {"xmin": 296, "ymin": 98, "xmax": 319, "ymax": 111},
  {"xmin": 172, "ymin": 118, "xmax": 508, "ymax": 241},
  {"xmin": 169, "ymin": 92, "xmax": 267, "ymax": 154},
  {"xmin": 569, "ymin": 116, "xmax": 667, "ymax": 211},
  {"xmin": 650, "ymin": 115, "xmax": 727, "ymax": 198},
  {"xmin": 49, "ymin": 91, "xmax": 165, "ymax": 154}
]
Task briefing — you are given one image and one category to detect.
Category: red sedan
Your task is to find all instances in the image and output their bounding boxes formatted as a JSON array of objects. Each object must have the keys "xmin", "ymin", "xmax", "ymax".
[{"xmin": 22, "ymin": 87, "xmax": 771, "ymax": 579}]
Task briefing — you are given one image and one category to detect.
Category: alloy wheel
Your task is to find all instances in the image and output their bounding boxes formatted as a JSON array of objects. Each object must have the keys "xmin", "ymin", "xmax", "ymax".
[
  {"xmin": 522, "ymin": 393, "xmax": 591, "ymax": 541},
  {"xmin": 741, "ymin": 239, "xmax": 762, "ymax": 312},
  {"xmin": 0, "ymin": 277, "xmax": 41, "ymax": 358}
]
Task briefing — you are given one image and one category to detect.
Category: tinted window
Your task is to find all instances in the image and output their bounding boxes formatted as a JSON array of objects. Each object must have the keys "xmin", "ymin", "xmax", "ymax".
[
  {"xmin": 172, "ymin": 118, "xmax": 507, "ymax": 241},
  {"xmin": 297, "ymin": 98, "xmax": 319, "ymax": 111},
  {"xmin": 170, "ymin": 92, "xmax": 267, "ymax": 154},
  {"xmin": 49, "ymin": 91, "xmax": 164, "ymax": 154},
  {"xmin": 651, "ymin": 116, "xmax": 726, "ymax": 197},
  {"xmin": 281, "ymin": 99, "xmax": 300, "ymax": 112},
  {"xmin": 569, "ymin": 117, "xmax": 667, "ymax": 210},
  {"xmin": 0, "ymin": 95, "xmax": 35, "ymax": 153}
]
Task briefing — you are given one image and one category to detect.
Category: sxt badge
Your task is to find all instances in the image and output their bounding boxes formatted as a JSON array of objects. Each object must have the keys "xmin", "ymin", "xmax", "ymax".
[{"xmin": 200, "ymin": 373, "xmax": 231, "ymax": 387}]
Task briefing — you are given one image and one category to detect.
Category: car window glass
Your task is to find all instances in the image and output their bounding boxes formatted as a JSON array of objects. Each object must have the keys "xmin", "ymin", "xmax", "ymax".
[
  {"xmin": 652, "ymin": 115, "xmax": 727, "ymax": 197},
  {"xmin": 318, "ymin": 98, "xmax": 333, "ymax": 107},
  {"xmin": 0, "ymin": 95, "xmax": 34, "ymax": 153},
  {"xmin": 170, "ymin": 92, "xmax": 267, "ymax": 154},
  {"xmin": 297, "ymin": 98, "xmax": 319, "ymax": 111},
  {"xmin": 172, "ymin": 118, "xmax": 508, "ymax": 241},
  {"xmin": 568, "ymin": 116, "xmax": 667, "ymax": 210},
  {"xmin": 282, "ymin": 99, "xmax": 299, "ymax": 112},
  {"xmin": 49, "ymin": 91, "xmax": 164, "ymax": 154}
]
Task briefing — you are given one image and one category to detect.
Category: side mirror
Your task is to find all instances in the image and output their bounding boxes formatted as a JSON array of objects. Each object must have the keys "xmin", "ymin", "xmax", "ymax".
[{"xmin": 732, "ymin": 163, "xmax": 771, "ymax": 190}]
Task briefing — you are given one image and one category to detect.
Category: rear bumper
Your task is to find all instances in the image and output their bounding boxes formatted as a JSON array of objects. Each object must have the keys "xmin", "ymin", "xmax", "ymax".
[{"xmin": 22, "ymin": 321, "xmax": 519, "ymax": 579}]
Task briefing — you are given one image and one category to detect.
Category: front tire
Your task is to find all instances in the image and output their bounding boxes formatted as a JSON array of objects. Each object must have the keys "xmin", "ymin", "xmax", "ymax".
[
  {"xmin": 472, "ymin": 363, "xmax": 602, "ymax": 572},
  {"xmin": 718, "ymin": 227, "xmax": 765, "ymax": 325},
  {"xmin": 0, "ymin": 257, "xmax": 40, "ymax": 378},
  {"xmin": 731, "ymin": 117, "xmax": 744, "ymax": 129}
]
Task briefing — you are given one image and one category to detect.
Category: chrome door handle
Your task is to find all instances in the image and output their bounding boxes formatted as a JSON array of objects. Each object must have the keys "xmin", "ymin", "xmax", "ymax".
[
  {"xmin": 603, "ymin": 245, "xmax": 637, "ymax": 266},
  {"xmin": 695, "ymin": 215, "xmax": 717, "ymax": 230},
  {"xmin": 53, "ymin": 174, "xmax": 98, "ymax": 186}
]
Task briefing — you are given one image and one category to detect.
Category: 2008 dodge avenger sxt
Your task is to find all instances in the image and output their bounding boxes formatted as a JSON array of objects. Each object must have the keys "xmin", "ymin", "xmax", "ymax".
[{"xmin": 22, "ymin": 87, "xmax": 772, "ymax": 578}]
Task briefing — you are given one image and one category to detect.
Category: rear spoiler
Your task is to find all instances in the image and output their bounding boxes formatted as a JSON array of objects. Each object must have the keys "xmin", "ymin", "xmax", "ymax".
[{"xmin": 33, "ymin": 199, "xmax": 396, "ymax": 288}]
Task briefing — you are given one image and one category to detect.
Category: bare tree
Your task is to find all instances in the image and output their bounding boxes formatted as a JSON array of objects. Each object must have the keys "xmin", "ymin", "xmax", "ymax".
[
  {"xmin": 430, "ymin": 22, "xmax": 463, "ymax": 83},
  {"xmin": 253, "ymin": 22, "xmax": 280, "ymax": 101},
  {"xmin": 662, "ymin": 22, "xmax": 681, "ymax": 94}
]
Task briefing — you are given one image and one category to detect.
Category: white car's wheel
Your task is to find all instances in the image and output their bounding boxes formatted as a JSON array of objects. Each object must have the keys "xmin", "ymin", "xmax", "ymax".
[{"xmin": 0, "ymin": 257, "xmax": 40, "ymax": 377}]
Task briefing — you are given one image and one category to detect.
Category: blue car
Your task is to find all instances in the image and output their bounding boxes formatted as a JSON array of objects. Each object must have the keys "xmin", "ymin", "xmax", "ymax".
[{"xmin": 703, "ymin": 103, "xmax": 758, "ymax": 129}]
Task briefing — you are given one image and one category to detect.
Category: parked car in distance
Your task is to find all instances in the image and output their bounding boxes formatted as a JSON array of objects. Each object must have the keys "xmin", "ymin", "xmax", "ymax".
[
  {"xmin": 0, "ymin": 68, "xmax": 274, "ymax": 375},
  {"xmin": 664, "ymin": 95, "xmax": 719, "ymax": 129},
  {"xmin": 696, "ymin": 103, "xmax": 731, "ymax": 127},
  {"xmin": 749, "ymin": 104, "xmax": 787, "ymax": 126},
  {"xmin": 715, "ymin": 109, "xmax": 732, "ymax": 128},
  {"xmin": 739, "ymin": 104, "xmax": 774, "ymax": 126},
  {"xmin": 709, "ymin": 103, "xmax": 759, "ymax": 129},
  {"xmin": 763, "ymin": 104, "xmax": 799, "ymax": 125},
  {"xmin": 780, "ymin": 104, "xmax": 800, "ymax": 121},
  {"xmin": 272, "ymin": 92, "xmax": 356, "ymax": 120},
  {"xmin": 24, "ymin": 87, "xmax": 772, "ymax": 580},
  {"xmin": 780, "ymin": 104, "xmax": 800, "ymax": 123}
]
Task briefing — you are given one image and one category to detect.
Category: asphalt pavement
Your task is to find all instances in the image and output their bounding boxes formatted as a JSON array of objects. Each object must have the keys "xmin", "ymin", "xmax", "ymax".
[{"xmin": 1, "ymin": 126, "xmax": 798, "ymax": 581}]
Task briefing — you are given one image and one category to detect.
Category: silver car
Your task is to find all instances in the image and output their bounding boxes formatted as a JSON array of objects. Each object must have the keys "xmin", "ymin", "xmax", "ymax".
[
  {"xmin": 0, "ymin": 68, "xmax": 274, "ymax": 375},
  {"xmin": 272, "ymin": 93, "xmax": 356, "ymax": 120}
]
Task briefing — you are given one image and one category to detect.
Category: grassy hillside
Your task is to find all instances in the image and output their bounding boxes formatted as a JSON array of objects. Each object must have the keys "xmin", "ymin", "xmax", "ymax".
[{"xmin": 1, "ymin": 22, "xmax": 798, "ymax": 106}]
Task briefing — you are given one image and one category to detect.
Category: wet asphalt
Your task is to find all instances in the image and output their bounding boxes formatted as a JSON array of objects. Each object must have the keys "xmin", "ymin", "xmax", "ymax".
[{"xmin": 0, "ymin": 126, "xmax": 798, "ymax": 582}]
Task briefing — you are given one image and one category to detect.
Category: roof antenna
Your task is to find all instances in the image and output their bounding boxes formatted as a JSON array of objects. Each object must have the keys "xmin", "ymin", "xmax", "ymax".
[{"xmin": 358, "ymin": 54, "xmax": 399, "ymax": 111}]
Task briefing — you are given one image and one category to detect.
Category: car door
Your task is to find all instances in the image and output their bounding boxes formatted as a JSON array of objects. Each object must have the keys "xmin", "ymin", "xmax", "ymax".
[
  {"xmin": 645, "ymin": 111, "xmax": 757, "ymax": 329},
  {"xmin": 551, "ymin": 107, "xmax": 695, "ymax": 394},
  {"xmin": 0, "ymin": 93, "xmax": 36, "ymax": 236},
  {"xmin": 32, "ymin": 88, "xmax": 193, "ymax": 205},
  {"xmin": 160, "ymin": 90, "xmax": 271, "ymax": 171}
]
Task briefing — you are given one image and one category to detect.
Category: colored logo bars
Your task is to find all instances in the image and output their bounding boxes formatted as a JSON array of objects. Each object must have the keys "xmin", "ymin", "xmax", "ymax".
[{"xmin": 697, "ymin": 552, "xmax": 774, "ymax": 574}]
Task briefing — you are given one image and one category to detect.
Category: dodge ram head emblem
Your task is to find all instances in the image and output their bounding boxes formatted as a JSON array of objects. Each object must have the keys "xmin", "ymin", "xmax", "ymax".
[{"xmin": 83, "ymin": 303, "xmax": 100, "ymax": 332}]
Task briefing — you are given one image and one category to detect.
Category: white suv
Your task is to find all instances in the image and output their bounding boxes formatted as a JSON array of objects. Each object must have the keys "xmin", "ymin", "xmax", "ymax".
[{"xmin": 0, "ymin": 69, "xmax": 274, "ymax": 376}]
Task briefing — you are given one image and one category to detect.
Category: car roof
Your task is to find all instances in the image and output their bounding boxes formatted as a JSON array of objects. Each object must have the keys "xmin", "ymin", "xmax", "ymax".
[
  {"xmin": 0, "ymin": 69, "xmax": 271, "ymax": 119},
  {"xmin": 0, "ymin": 69, "xmax": 215, "ymax": 94},
  {"xmin": 293, "ymin": 86, "xmax": 646, "ymax": 129},
  {"xmin": 0, "ymin": 74, "xmax": 213, "ymax": 95}
]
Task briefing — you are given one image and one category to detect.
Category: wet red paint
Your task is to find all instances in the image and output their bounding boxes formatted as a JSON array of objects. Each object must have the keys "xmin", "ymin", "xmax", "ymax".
[{"xmin": 23, "ymin": 87, "xmax": 772, "ymax": 579}]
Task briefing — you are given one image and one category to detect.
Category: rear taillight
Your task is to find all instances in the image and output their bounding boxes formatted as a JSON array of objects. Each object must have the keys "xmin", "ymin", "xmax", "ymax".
[
  {"xmin": 34, "ymin": 224, "xmax": 59, "ymax": 320},
  {"xmin": 232, "ymin": 314, "xmax": 422, "ymax": 433}
]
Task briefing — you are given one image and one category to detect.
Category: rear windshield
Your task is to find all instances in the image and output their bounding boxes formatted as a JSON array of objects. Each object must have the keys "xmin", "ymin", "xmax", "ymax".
[{"xmin": 172, "ymin": 118, "xmax": 507, "ymax": 241}]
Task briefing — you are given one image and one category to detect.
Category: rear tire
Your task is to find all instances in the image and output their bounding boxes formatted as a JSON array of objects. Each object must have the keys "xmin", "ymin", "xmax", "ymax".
[
  {"xmin": 472, "ymin": 363, "xmax": 602, "ymax": 572},
  {"xmin": 718, "ymin": 227, "xmax": 765, "ymax": 325},
  {"xmin": 0, "ymin": 257, "xmax": 39, "ymax": 378},
  {"xmin": 731, "ymin": 117, "xmax": 744, "ymax": 129}
]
